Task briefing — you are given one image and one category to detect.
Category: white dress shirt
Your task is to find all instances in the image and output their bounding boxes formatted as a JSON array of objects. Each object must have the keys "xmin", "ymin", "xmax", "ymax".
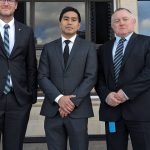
[{"xmin": 0, "ymin": 18, "xmax": 15, "ymax": 86}]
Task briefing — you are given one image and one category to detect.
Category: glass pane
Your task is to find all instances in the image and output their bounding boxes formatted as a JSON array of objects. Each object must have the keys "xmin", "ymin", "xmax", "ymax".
[
  {"xmin": 138, "ymin": 1, "xmax": 150, "ymax": 36},
  {"xmin": 26, "ymin": 2, "xmax": 30, "ymax": 26},
  {"xmin": 35, "ymin": 2, "xmax": 85, "ymax": 45}
]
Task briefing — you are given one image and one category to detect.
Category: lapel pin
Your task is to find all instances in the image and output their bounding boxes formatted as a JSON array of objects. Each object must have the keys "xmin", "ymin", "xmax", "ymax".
[{"xmin": 18, "ymin": 28, "xmax": 22, "ymax": 31}]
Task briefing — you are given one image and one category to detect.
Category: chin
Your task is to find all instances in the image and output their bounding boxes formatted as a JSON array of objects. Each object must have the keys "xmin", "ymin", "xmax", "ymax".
[
  {"xmin": 1, "ymin": 12, "xmax": 11, "ymax": 16},
  {"xmin": 118, "ymin": 33, "xmax": 127, "ymax": 37}
]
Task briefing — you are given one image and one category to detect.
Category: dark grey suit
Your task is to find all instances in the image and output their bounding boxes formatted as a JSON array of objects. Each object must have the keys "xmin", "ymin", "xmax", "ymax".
[
  {"xmin": 38, "ymin": 36, "xmax": 97, "ymax": 150},
  {"xmin": 0, "ymin": 20, "xmax": 37, "ymax": 150}
]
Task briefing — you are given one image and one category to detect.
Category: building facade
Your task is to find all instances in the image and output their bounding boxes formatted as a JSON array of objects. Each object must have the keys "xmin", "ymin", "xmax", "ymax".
[{"xmin": 13, "ymin": 0, "xmax": 149, "ymax": 139}]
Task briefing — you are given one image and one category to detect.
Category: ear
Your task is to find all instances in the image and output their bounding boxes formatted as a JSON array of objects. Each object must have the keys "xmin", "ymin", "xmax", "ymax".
[
  {"xmin": 59, "ymin": 22, "xmax": 61, "ymax": 29},
  {"xmin": 133, "ymin": 18, "xmax": 136, "ymax": 24},
  {"xmin": 15, "ymin": 2, "xmax": 18, "ymax": 10},
  {"xmin": 77, "ymin": 23, "xmax": 80, "ymax": 30}
]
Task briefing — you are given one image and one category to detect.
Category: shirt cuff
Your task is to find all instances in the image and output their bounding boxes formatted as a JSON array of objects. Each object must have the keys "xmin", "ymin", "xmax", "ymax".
[
  {"xmin": 55, "ymin": 94, "xmax": 63, "ymax": 103},
  {"xmin": 121, "ymin": 89, "xmax": 129, "ymax": 100}
]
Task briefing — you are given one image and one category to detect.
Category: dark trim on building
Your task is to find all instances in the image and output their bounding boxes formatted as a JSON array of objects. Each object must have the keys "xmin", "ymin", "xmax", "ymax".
[{"xmin": 24, "ymin": 135, "xmax": 106, "ymax": 143}]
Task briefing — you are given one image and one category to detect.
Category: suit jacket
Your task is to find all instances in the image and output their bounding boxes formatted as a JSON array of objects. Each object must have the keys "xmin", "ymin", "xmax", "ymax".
[
  {"xmin": 0, "ymin": 20, "xmax": 37, "ymax": 105},
  {"xmin": 38, "ymin": 36, "xmax": 97, "ymax": 118},
  {"xmin": 96, "ymin": 33, "xmax": 150, "ymax": 121}
]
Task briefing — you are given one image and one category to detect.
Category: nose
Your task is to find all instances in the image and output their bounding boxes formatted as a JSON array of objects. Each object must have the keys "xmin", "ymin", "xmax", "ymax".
[
  {"xmin": 4, "ymin": 0, "xmax": 9, "ymax": 4},
  {"xmin": 119, "ymin": 19, "xmax": 125, "ymax": 25},
  {"xmin": 67, "ymin": 19, "xmax": 73, "ymax": 24},
  {"xmin": 4, "ymin": 0, "xmax": 8, "ymax": 5}
]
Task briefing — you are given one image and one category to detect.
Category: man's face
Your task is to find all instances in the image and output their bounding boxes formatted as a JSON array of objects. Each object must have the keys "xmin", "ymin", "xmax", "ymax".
[
  {"xmin": 59, "ymin": 11, "xmax": 80, "ymax": 39},
  {"xmin": 0, "ymin": 0, "xmax": 17, "ymax": 19},
  {"xmin": 111, "ymin": 10, "xmax": 136, "ymax": 37}
]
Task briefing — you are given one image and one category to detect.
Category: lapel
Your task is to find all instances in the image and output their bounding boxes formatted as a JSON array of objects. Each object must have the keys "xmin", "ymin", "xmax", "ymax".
[
  {"xmin": 106, "ymin": 38, "xmax": 116, "ymax": 80},
  {"xmin": 0, "ymin": 33, "xmax": 6, "ymax": 57},
  {"xmin": 65, "ymin": 36, "xmax": 81, "ymax": 70},
  {"xmin": 10, "ymin": 20, "xmax": 23, "ymax": 57},
  {"xmin": 55, "ymin": 38, "xmax": 65, "ymax": 69},
  {"xmin": 120, "ymin": 33, "xmax": 138, "ymax": 69},
  {"xmin": 55, "ymin": 36, "xmax": 81, "ymax": 71}
]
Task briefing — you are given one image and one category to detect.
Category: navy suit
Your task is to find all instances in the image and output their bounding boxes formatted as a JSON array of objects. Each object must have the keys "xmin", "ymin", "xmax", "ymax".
[
  {"xmin": 96, "ymin": 33, "xmax": 150, "ymax": 150},
  {"xmin": 0, "ymin": 20, "xmax": 37, "ymax": 150}
]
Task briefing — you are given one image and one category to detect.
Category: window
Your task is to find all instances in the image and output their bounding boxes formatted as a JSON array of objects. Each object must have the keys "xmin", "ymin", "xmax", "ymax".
[
  {"xmin": 35, "ymin": 2, "xmax": 85, "ymax": 45},
  {"xmin": 138, "ymin": 0, "xmax": 150, "ymax": 36}
]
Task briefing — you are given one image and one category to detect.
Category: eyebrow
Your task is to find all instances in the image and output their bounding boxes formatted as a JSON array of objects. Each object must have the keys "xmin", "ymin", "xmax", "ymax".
[{"xmin": 63, "ymin": 16, "xmax": 78, "ymax": 20}]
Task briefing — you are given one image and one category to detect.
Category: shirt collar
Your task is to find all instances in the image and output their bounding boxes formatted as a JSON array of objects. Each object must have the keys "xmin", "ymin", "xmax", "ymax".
[
  {"xmin": 115, "ymin": 32, "xmax": 133, "ymax": 43},
  {"xmin": 61, "ymin": 34, "xmax": 77, "ymax": 44},
  {"xmin": 0, "ymin": 18, "xmax": 15, "ymax": 29}
]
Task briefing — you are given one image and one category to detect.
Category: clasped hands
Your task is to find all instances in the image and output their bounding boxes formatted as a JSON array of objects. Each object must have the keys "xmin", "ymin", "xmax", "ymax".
[
  {"xmin": 106, "ymin": 89, "xmax": 128, "ymax": 107},
  {"xmin": 58, "ymin": 95, "xmax": 76, "ymax": 118}
]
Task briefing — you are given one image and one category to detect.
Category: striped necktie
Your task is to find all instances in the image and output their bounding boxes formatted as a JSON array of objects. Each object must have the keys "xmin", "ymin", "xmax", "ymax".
[
  {"xmin": 113, "ymin": 38, "xmax": 126, "ymax": 83},
  {"xmin": 3, "ymin": 24, "xmax": 11, "ymax": 94}
]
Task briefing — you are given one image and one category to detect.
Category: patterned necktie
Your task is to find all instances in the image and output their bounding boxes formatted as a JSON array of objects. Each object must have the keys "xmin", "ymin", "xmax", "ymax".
[
  {"xmin": 3, "ymin": 24, "xmax": 11, "ymax": 94},
  {"xmin": 63, "ymin": 40, "xmax": 70, "ymax": 67},
  {"xmin": 4, "ymin": 24, "xmax": 10, "ymax": 57},
  {"xmin": 113, "ymin": 38, "xmax": 126, "ymax": 83}
]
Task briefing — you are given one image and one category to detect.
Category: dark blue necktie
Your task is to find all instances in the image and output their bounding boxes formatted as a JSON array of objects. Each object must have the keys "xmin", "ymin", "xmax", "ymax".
[
  {"xmin": 3, "ymin": 24, "xmax": 11, "ymax": 94},
  {"xmin": 113, "ymin": 38, "xmax": 126, "ymax": 83},
  {"xmin": 63, "ymin": 40, "xmax": 70, "ymax": 67}
]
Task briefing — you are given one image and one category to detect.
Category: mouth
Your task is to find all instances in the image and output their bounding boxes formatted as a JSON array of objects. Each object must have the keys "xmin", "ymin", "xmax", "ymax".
[
  {"xmin": 2, "ymin": 7, "xmax": 10, "ymax": 10},
  {"xmin": 66, "ymin": 27, "xmax": 73, "ymax": 30},
  {"xmin": 119, "ymin": 28, "xmax": 126, "ymax": 30}
]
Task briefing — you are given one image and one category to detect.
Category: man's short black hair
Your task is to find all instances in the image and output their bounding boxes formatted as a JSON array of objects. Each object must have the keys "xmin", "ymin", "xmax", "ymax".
[{"xmin": 59, "ymin": 6, "xmax": 81, "ymax": 23}]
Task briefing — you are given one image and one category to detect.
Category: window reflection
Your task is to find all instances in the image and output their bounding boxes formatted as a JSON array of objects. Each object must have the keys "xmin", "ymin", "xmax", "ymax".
[
  {"xmin": 35, "ymin": 2, "xmax": 85, "ymax": 45},
  {"xmin": 138, "ymin": 1, "xmax": 150, "ymax": 36},
  {"xmin": 26, "ymin": 2, "xmax": 30, "ymax": 26}
]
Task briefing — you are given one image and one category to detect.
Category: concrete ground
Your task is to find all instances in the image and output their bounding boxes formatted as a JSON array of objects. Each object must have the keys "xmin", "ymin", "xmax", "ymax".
[
  {"xmin": 0, "ymin": 140, "xmax": 133, "ymax": 150},
  {"xmin": 22, "ymin": 140, "xmax": 133, "ymax": 150}
]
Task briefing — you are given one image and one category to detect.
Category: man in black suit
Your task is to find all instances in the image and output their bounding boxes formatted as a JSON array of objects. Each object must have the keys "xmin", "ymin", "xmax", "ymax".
[
  {"xmin": 95, "ymin": 8, "xmax": 150, "ymax": 150},
  {"xmin": 38, "ymin": 7, "xmax": 97, "ymax": 150},
  {"xmin": 0, "ymin": 0, "xmax": 37, "ymax": 149}
]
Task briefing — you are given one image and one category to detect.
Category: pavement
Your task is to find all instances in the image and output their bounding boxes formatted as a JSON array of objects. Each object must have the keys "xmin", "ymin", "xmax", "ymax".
[
  {"xmin": 22, "ymin": 141, "xmax": 133, "ymax": 150},
  {"xmin": 0, "ymin": 140, "xmax": 131, "ymax": 150},
  {"xmin": 0, "ymin": 140, "xmax": 133, "ymax": 150}
]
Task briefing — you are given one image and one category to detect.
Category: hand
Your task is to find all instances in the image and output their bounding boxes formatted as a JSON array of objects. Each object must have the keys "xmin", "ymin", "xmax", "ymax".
[
  {"xmin": 116, "ymin": 89, "xmax": 128, "ymax": 103},
  {"xmin": 59, "ymin": 108, "xmax": 68, "ymax": 118},
  {"xmin": 58, "ymin": 95, "xmax": 75, "ymax": 114},
  {"xmin": 106, "ymin": 92, "xmax": 121, "ymax": 107}
]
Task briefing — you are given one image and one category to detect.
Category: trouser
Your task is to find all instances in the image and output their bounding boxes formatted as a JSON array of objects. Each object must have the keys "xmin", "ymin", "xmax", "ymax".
[
  {"xmin": 105, "ymin": 119, "xmax": 150, "ymax": 150},
  {"xmin": 45, "ymin": 114, "xmax": 88, "ymax": 150},
  {"xmin": 0, "ymin": 92, "xmax": 31, "ymax": 150}
]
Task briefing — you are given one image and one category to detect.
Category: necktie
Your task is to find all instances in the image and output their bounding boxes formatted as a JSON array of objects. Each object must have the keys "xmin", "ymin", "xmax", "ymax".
[
  {"xmin": 63, "ymin": 40, "xmax": 70, "ymax": 67},
  {"xmin": 4, "ymin": 24, "xmax": 10, "ymax": 57},
  {"xmin": 3, "ymin": 24, "xmax": 11, "ymax": 94},
  {"xmin": 113, "ymin": 38, "xmax": 126, "ymax": 83}
]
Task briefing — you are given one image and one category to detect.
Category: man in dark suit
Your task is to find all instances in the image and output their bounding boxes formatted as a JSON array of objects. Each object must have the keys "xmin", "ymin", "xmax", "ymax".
[
  {"xmin": 38, "ymin": 7, "xmax": 97, "ymax": 150},
  {"xmin": 96, "ymin": 8, "xmax": 150, "ymax": 150},
  {"xmin": 0, "ymin": 0, "xmax": 37, "ymax": 149}
]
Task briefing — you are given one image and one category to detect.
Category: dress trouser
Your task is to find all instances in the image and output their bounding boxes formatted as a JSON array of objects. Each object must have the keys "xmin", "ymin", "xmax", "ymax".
[
  {"xmin": 0, "ymin": 92, "xmax": 31, "ymax": 150},
  {"xmin": 105, "ymin": 119, "xmax": 150, "ymax": 150},
  {"xmin": 45, "ymin": 114, "xmax": 88, "ymax": 150}
]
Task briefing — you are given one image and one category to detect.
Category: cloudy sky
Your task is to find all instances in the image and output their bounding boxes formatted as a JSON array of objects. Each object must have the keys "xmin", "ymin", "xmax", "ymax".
[
  {"xmin": 138, "ymin": 1, "xmax": 150, "ymax": 36},
  {"xmin": 34, "ymin": 2, "xmax": 85, "ymax": 44}
]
